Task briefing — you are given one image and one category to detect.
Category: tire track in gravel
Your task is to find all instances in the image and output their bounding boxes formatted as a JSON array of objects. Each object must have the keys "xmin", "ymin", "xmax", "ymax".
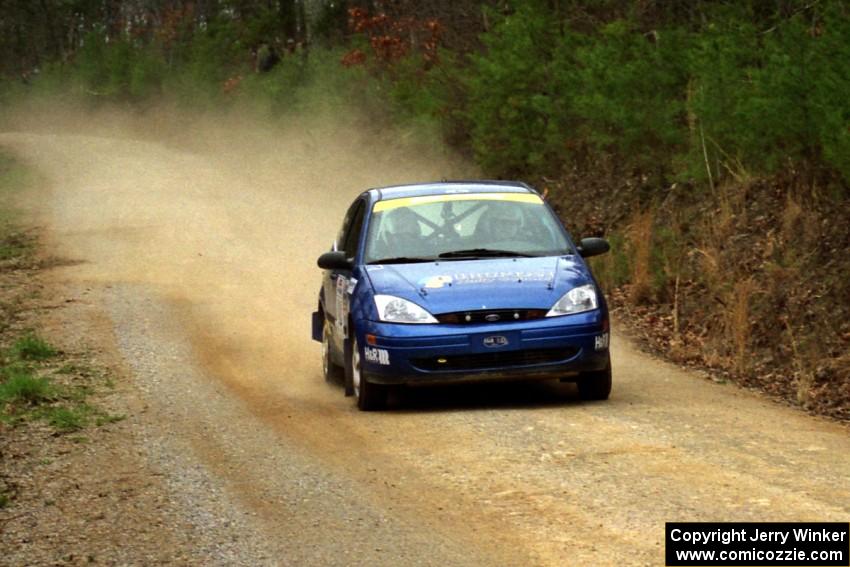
[{"xmin": 2, "ymin": 114, "xmax": 848, "ymax": 566}]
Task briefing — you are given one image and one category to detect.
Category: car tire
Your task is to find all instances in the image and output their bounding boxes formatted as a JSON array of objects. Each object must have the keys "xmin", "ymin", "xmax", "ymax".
[
  {"xmin": 351, "ymin": 336, "xmax": 387, "ymax": 411},
  {"xmin": 322, "ymin": 318, "xmax": 344, "ymax": 384},
  {"xmin": 577, "ymin": 360, "xmax": 612, "ymax": 401}
]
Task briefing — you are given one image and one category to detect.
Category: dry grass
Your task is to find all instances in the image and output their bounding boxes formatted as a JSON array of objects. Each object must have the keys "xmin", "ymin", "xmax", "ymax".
[
  {"xmin": 691, "ymin": 185, "xmax": 738, "ymax": 296},
  {"xmin": 781, "ymin": 193, "xmax": 803, "ymax": 241},
  {"xmin": 714, "ymin": 189, "xmax": 735, "ymax": 242},
  {"xmin": 728, "ymin": 278, "xmax": 755, "ymax": 374},
  {"xmin": 779, "ymin": 192, "xmax": 822, "ymax": 259},
  {"xmin": 693, "ymin": 245, "xmax": 721, "ymax": 287},
  {"xmin": 626, "ymin": 209, "xmax": 654, "ymax": 304},
  {"xmin": 783, "ymin": 316, "xmax": 814, "ymax": 406},
  {"xmin": 830, "ymin": 353, "xmax": 850, "ymax": 383},
  {"xmin": 703, "ymin": 181, "xmax": 739, "ymax": 246}
]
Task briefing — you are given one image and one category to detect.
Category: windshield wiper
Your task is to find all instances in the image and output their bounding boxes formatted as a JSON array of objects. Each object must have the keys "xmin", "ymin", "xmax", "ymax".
[
  {"xmin": 368, "ymin": 256, "xmax": 436, "ymax": 265},
  {"xmin": 438, "ymin": 248, "xmax": 536, "ymax": 259}
]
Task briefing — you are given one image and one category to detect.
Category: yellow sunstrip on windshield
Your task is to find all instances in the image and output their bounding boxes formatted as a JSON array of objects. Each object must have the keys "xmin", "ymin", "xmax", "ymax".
[{"xmin": 372, "ymin": 192, "xmax": 543, "ymax": 212}]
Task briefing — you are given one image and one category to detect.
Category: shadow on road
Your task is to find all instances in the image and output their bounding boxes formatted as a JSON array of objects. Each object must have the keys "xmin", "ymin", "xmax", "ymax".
[{"xmin": 389, "ymin": 380, "xmax": 585, "ymax": 413}]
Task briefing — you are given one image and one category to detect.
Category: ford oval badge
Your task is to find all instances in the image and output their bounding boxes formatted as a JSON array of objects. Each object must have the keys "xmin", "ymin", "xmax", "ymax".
[
  {"xmin": 483, "ymin": 335, "xmax": 509, "ymax": 348},
  {"xmin": 484, "ymin": 313, "xmax": 501, "ymax": 322}
]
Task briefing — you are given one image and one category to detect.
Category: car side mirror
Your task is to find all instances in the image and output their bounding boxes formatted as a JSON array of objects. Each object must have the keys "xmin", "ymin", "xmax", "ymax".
[
  {"xmin": 577, "ymin": 237, "xmax": 610, "ymax": 258},
  {"xmin": 317, "ymin": 251, "xmax": 353, "ymax": 270}
]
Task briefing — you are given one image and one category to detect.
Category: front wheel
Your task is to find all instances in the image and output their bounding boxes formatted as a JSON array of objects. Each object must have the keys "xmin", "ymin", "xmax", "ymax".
[
  {"xmin": 577, "ymin": 362, "xmax": 612, "ymax": 401},
  {"xmin": 351, "ymin": 336, "xmax": 387, "ymax": 411}
]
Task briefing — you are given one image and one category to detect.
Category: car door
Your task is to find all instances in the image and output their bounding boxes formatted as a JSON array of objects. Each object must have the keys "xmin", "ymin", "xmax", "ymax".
[{"xmin": 323, "ymin": 198, "xmax": 366, "ymax": 351}]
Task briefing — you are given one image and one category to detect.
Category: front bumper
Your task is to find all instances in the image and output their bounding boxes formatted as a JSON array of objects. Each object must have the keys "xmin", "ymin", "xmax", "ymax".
[{"xmin": 356, "ymin": 311, "xmax": 610, "ymax": 386}]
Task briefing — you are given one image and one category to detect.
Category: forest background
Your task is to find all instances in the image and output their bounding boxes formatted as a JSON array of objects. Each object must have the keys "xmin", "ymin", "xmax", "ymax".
[{"xmin": 1, "ymin": 0, "xmax": 848, "ymax": 419}]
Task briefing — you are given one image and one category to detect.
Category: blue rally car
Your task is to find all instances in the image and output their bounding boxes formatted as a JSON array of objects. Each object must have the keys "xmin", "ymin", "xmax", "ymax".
[{"xmin": 312, "ymin": 181, "xmax": 612, "ymax": 410}]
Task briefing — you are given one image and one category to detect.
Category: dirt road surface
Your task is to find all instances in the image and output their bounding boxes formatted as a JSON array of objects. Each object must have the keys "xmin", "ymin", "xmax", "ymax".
[{"xmin": 1, "ymin": 110, "xmax": 848, "ymax": 566}]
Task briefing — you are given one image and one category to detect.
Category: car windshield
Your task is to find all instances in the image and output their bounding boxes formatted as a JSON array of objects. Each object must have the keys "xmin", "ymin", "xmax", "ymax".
[{"xmin": 364, "ymin": 193, "xmax": 572, "ymax": 264}]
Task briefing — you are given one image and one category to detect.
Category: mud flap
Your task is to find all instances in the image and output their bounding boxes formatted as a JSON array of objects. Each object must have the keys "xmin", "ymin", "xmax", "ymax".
[
  {"xmin": 343, "ymin": 335, "xmax": 354, "ymax": 396},
  {"xmin": 311, "ymin": 311, "xmax": 322, "ymax": 342}
]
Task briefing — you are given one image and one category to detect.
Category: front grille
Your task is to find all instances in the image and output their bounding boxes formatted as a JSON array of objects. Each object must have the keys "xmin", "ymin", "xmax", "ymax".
[
  {"xmin": 410, "ymin": 347, "xmax": 578, "ymax": 372},
  {"xmin": 436, "ymin": 309, "xmax": 547, "ymax": 325}
]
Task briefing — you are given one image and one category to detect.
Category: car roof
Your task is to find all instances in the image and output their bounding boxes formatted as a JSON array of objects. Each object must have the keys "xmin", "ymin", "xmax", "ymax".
[{"xmin": 367, "ymin": 180, "xmax": 537, "ymax": 201}]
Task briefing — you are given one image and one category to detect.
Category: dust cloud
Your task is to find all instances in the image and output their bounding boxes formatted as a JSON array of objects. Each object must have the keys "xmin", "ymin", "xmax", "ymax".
[
  {"xmin": 0, "ymin": 98, "xmax": 475, "ymax": 402},
  {"xmin": 5, "ymin": 100, "xmax": 850, "ymax": 567}
]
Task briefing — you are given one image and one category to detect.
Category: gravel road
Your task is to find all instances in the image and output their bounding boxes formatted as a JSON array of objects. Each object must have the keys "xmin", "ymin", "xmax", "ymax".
[{"xmin": 1, "ymin": 112, "xmax": 848, "ymax": 566}]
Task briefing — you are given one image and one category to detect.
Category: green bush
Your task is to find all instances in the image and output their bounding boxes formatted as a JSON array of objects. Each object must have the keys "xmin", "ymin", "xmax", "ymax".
[
  {"xmin": 237, "ymin": 51, "xmax": 310, "ymax": 115},
  {"xmin": 686, "ymin": 3, "xmax": 850, "ymax": 187},
  {"xmin": 11, "ymin": 332, "xmax": 57, "ymax": 361},
  {"xmin": 377, "ymin": 49, "xmax": 472, "ymax": 149},
  {"xmin": 465, "ymin": 3, "xmax": 559, "ymax": 177},
  {"xmin": 6, "ymin": 0, "xmax": 849, "ymax": 191},
  {"xmin": 71, "ymin": 31, "xmax": 111, "ymax": 93},
  {"xmin": 464, "ymin": 4, "xmax": 690, "ymax": 180},
  {"xmin": 686, "ymin": 6, "xmax": 760, "ymax": 181},
  {"xmin": 805, "ymin": 5, "xmax": 850, "ymax": 185},
  {"xmin": 0, "ymin": 229, "xmax": 31, "ymax": 261},
  {"xmin": 590, "ymin": 233, "xmax": 630, "ymax": 291},
  {"xmin": 73, "ymin": 32, "xmax": 165, "ymax": 100},
  {"xmin": 388, "ymin": 54, "xmax": 446, "ymax": 120},
  {"xmin": 565, "ymin": 20, "xmax": 689, "ymax": 173},
  {"xmin": 0, "ymin": 369, "xmax": 56, "ymax": 405},
  {"xmin": 44, "ymin": 406, "xmax": 89, "ymax": 432},
  {"xmin": 164, "ymin": 21, "xmax": 244, "ymax": 106},
  {"xmin": 460, "ymin": 1, "xmax": 849, "ymax": 188}
]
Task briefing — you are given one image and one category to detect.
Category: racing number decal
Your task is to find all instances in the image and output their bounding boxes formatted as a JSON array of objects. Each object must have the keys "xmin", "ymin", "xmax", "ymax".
[
  {"xmin": 335, "ymin": 276, "xmax": 347, "ymax": 338},
  {"xmin": 335, "ymin": 276, "xmax": 358, "ymax": 339}
]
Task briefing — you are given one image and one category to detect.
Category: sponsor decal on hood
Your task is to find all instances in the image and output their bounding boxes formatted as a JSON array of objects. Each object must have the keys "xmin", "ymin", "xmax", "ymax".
[{"xmin": 365, "ymin": 256, "xmax": 592, "ymax": 313}]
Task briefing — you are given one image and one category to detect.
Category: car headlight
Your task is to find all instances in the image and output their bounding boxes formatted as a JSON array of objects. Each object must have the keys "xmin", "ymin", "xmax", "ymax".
[
  {"xmin": 374, "ymin": 295, "xmax": 438, "ymax": 324},
  {"xmin": 546, "ymin": 284, "xmax": 598, "ymax": 317}
]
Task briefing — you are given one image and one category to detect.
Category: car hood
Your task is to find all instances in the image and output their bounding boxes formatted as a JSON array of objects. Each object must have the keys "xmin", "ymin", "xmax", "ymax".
[{"xmin": 364, "ymin": 256, "xmax": 592, "ymax": 314}]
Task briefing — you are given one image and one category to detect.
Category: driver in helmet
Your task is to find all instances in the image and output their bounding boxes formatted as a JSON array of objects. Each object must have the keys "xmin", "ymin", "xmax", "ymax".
[
  {"xmin": 385, "ymin": 207, "xmax": 423, "ymax": 254},
  {"xmin": 485, "ymin": 202, "xmax": 524, "ymax": 240}
]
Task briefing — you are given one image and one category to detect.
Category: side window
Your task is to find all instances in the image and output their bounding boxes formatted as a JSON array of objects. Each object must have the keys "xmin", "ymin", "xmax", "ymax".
[
  {"xmin": 341, "ymin": 200, "xmax": 366, "ymax": 259},
  {"xmin": 336, "ymin": 202, "xmax": 357, "ymax": 250}
]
